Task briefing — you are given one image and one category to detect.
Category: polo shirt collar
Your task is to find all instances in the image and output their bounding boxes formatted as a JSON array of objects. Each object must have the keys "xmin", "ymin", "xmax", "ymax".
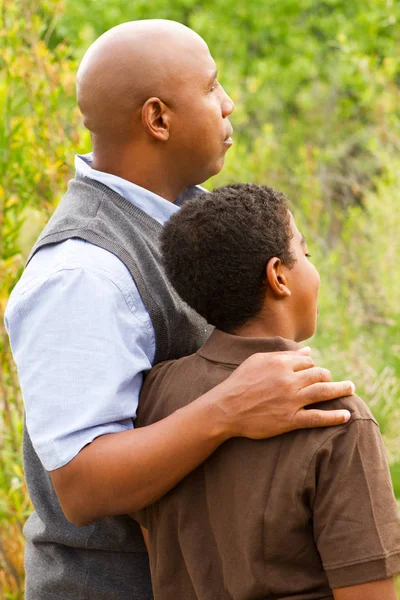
[{"xmin": 197, "ymin": 328, "xmax": 300, "ymax": 366}]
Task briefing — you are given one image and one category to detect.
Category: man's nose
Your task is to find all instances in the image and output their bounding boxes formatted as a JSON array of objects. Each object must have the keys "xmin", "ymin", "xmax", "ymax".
[{"xmin": 221, "ymin": 88, "xmax": 235, "ymax": 117}]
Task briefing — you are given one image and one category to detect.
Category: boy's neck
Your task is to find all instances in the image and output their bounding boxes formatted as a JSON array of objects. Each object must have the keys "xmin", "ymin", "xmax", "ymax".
[{"xmin": 232, "ymin": 306, "xmax": 297, "ymax": 342}]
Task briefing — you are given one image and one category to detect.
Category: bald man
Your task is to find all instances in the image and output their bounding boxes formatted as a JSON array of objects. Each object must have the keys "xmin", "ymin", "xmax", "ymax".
[{"xmin": 5, "ymin": 20, "xmax": 354, "ymax": 600}]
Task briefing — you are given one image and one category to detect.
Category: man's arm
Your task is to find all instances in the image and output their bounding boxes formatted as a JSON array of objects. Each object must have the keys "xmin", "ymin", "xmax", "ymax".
[
  {"xmin": 7, "ymin": 258, "xmax": 353, "ymax": 527},
  {"xmin": 51, "ymin": 351, "xmax": 353, "ymax": 525},
  {"xmin": 333, "ymin": 578, "xmax": 398, "ymax": 600}
]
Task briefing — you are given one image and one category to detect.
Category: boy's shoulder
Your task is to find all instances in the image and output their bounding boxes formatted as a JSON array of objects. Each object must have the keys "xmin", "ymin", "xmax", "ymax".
[
  {"xmin": 142, "ymin": 350, "xmax": 208, "ymax": 391},
  {"xmin": 311, "ymin": 393, "xmax": 378, "ymax": 426},
  {"xmin": 283, "ymin": 393, "xmax": 380, "ymax": 468},
  {"xmin": 138, "ymin": 350, "xmax": 228, "ymax": 425}
]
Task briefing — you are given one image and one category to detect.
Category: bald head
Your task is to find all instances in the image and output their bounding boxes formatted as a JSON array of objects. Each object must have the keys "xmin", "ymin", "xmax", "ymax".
[{"xmin": 76, "ymin": 20, "xmax": 210, "ymax": 141}]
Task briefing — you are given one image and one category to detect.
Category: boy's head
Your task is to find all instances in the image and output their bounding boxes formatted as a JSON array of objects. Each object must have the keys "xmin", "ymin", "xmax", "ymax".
[{"xmin": 161, "ymin": 183, "xmax": 320, "ymax": 342}]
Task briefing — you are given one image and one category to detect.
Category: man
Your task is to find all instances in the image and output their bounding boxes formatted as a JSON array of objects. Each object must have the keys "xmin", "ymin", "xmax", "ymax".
[
  {"xmin": 5, "ymin": 20, "xmax": 354, "ymax": 599},
  {"xmin": 136, "ymin": 183, "xmax": 400, "ymax": 600}
]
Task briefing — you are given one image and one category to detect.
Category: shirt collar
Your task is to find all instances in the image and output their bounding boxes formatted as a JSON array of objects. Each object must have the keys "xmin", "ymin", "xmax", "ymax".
[
  {"xmin": 197, "ymin": 328, "xmax": 300, "ymax": 366},
  {"xmin": 75, "ymin": 153, "xmax": 206, "ymax": 226}
]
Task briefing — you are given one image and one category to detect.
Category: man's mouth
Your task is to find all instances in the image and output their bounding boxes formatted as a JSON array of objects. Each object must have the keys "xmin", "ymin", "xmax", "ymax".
[{"xmin": 224, "ymin": 127, "xmax": 234, "ymax": 145}]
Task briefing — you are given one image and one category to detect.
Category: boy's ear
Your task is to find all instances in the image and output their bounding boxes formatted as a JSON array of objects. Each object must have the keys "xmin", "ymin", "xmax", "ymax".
[
  {"xmin": 265, "ymin": 257, "xmax": 291, "ymax": 298},
  {"xmin": 141, "ymin": 97, "xmax": 170, "ymax": 141}
]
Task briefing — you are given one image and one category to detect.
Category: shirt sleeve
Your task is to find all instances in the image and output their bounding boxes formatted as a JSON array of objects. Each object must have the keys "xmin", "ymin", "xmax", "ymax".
[
  {"xmin": 5, "ymin": 266, "xmax": 154, "ymax": 471},
  {"xmin": 305, "ymin": 417, "xmax": 400, "ymax": 588}
]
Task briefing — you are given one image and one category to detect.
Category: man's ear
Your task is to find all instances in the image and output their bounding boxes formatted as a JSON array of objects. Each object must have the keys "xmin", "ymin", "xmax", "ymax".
[
  {"xmin": 141, "ymin": 97, "xmax": 170, "ymax": 141},
  {"xmin": 265, "ymin": 257, "xmax": 291, "ymax": 298}
]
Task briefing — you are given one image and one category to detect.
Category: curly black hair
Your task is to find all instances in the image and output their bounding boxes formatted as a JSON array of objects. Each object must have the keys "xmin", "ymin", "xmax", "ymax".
[{"xmin": 161, "ymin": 183, "xmax": 295, "ymax": 333}]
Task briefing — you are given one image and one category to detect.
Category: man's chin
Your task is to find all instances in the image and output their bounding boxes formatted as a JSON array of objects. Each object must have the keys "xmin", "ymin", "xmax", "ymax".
[
  {"xmin": 187, "ymin": 154, "xmax": 227, "ymax": 187},
  {"xmin": 207, "ymin": 157, "xmax": 227, "ymax": 181}
]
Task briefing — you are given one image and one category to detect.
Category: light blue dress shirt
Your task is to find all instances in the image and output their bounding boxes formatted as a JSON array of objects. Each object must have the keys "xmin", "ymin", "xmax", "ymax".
[{"xmin": 5, "ymin": 154, "xmax": 183, "ymax": 471}]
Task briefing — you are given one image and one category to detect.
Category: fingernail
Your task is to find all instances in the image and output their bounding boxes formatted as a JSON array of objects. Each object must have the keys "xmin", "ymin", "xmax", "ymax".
[
  {"xmin": 301, "ymin": 346, "xmax": 311, "ymax": 354},
  {"xmin": 348, "ymin": 381, "xmax": 355, "ymax": 395},
  {"xmin": 342, "ymin": 410, "xmax": 351, "ymax": 423}
]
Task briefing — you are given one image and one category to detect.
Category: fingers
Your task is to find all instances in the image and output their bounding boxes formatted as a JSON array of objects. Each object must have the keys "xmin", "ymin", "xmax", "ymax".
[
  {"xmin": 279, "ymin": 354, "xmax": 315, "ymax": 372},
  {"xmin": 282, "ymin": 346, "xmax": 311, "ymax": 356},
  {"xmin": 296, "ymin": 366, "xmax": 332, "ymax": 386},
  {"xmin": 298, "ymin": 380, "xmax": 356, "ymax": 405},
  {"xmin": 297, "ymin": 346, "xmax": 311, "ymax": 356},
  {"xmin": 294, "ymin": 408, "xmax": 351, "ymax": 429}
]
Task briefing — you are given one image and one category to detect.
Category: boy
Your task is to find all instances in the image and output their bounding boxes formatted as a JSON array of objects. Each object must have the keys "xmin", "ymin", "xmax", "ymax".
[{"xmin": 135, "ymin": 183, "xmax": 400, "ymax": 600}]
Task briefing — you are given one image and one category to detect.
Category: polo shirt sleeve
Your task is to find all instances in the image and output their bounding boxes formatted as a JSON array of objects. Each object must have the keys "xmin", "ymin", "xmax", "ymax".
[
  {"xmin": 306, "ymin": 417, "xmax": 400, "ymax": 588},
  {"xmin": 5, "ymin": 267, "xmax": 154, "ymax": 471}
]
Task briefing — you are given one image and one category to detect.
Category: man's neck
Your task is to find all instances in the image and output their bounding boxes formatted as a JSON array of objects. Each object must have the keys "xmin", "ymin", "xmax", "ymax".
[{"xmin": 91, "ymin": 142, "xmax": 188, "ymax": 203}]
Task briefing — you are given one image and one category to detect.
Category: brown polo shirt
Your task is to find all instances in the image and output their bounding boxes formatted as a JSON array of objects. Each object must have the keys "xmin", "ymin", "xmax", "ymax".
[{"xmin": 135, "ymin": 330, "xmax": 400, "ymax": 600}]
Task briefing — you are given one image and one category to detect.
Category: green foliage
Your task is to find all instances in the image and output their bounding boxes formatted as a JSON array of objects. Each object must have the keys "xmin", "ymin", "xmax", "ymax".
[
  {"xmin": 1, "ymin": 0, "xmax": 400, "ymax": 596},
  {"xmin": 0, "ymin": 0, "xmax": 81, "ymax": 596}
]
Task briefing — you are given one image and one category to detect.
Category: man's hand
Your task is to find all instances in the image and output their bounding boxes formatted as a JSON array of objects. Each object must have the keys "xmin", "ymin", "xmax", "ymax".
[{"xmin": 212, "ymin": 349, "xmax": 353, "ymax": 440}]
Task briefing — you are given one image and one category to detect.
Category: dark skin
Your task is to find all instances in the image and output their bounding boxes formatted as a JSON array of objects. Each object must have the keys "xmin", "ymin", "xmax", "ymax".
[
  {"xmin": 77, "ymin": 20, "xmax": 234, "ymax": 199},
  {"xmin": 333, "ymin": 579, "xmax": 398, "ymax": 600},
  {"xmin": 51, "ymin": 20, "xmax": 355, "ymax": 530}
]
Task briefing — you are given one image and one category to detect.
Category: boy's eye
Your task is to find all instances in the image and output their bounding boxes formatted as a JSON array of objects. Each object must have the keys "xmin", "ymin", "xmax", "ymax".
[{"xmin": 305, "ymin": 253, "xmax": 312, "ymax": 258}]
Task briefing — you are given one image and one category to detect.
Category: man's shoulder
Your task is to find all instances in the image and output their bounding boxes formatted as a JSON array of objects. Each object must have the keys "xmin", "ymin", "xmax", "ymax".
[
  {"xmin": 6, "ymin": 237, "xmax": 152, "ymax": 338},
  {"xmin": 30, "ymin": 238, "xmax": 131, "ymax": 276},
  {"xmin": 10, "ymin": 238, "xmax": 134, "ymax": 300}
]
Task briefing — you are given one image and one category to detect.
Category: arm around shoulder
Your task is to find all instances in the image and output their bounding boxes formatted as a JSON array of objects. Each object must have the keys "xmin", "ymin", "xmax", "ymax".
[{"xmin": 53, "ymin": 349, "xmax": 356, "ymax": 525}]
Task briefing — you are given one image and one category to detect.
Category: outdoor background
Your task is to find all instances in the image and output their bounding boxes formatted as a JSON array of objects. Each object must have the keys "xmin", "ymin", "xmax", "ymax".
[{"xmin": 1, "ymin": 0, "xmax": 400, "ymax": 597}]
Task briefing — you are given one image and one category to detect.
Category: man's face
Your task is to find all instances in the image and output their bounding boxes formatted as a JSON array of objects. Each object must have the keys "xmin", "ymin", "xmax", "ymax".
[
  {"xmin": 283, "ymin": 215, "xmax": 321, "ymax": 342},
  {"xmin": 167, "ymin": 42, "xmax": 234, "ymax": 186}
]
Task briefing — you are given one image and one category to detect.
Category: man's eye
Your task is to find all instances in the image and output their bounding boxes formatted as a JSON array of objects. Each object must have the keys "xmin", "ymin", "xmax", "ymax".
[{"xmin": 210, "ymin": 81, "xmax": 219, "ymax": 91}]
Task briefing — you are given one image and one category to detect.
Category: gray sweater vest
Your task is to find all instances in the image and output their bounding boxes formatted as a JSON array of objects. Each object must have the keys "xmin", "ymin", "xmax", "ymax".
[{"xmin": 23, "ymin": 176, "xmax": 211, "ymax": 600}]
